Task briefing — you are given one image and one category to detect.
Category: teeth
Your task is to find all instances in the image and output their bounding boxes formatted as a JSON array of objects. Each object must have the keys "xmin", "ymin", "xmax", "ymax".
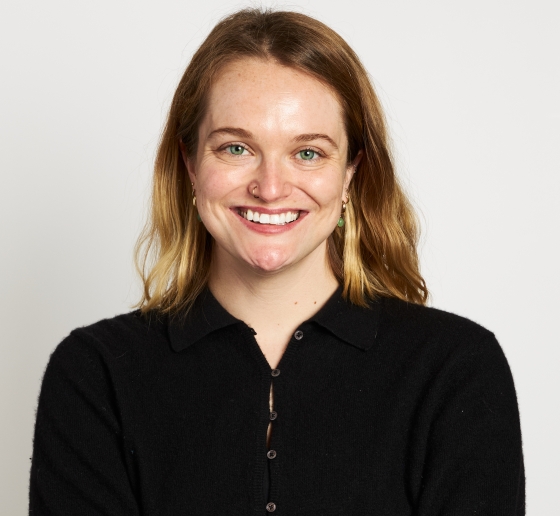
[{"xmin": 239, "ymin": 209, "xmax": 300, "ymax": 225}]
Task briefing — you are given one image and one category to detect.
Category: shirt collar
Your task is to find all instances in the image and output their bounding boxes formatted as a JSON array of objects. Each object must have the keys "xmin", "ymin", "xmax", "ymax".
[
  {"xmin": 168, "ymin": 286, "xmax": 381, "ymax": 352},
  {"xmin": 308, "ymin": 287, "xmax": 381, "ymax": 351},
  {"xmin": 168, "ymin": 289, "xmax": 240, "ymax": 352}
]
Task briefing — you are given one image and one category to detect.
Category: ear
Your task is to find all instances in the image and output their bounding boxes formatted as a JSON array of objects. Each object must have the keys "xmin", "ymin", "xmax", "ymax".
[
  {"xmin": 179, "ymin": 141, "xmax": 197, "ymax": 184},
  {"xmin": 343, "ymin": 149, "xmax": 363, "ymax": 196}
]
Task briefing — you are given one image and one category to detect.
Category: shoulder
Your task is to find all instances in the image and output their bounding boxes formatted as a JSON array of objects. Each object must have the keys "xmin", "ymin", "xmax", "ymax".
[
  {"xmin": 47, "ymin": 310, "xmax": 170, "ymax": 381},
  {"xmin": 375, "ymin": 297, "xmax": 520, "ymax": 418},
  {"xmin": 375, "ymin": 297, "xmax": 510, "ymax": 377},
  {"xmin": 67, "ymin": 310, "xmax": 167, "ymax": 351},
  {"xmin": 379, "ymin": 296, "xmax": 496, "ymax": 346}
]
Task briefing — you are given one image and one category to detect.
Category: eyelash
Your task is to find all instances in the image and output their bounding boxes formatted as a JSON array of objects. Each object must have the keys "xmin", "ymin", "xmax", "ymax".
[{"xmin": 218, "ymin": 143, "xmax": 325, "ymax": 162}]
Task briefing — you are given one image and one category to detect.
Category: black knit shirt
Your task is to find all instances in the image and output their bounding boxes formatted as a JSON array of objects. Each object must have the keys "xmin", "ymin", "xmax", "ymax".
[{"xmin": 29, "ymin": 288, "xmax": 525, "ymax": 515}]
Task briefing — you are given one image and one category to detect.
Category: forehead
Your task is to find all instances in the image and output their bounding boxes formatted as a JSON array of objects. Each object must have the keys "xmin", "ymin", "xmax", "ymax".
[{"xmin": 201, "ymin": 58, "xmax": 346, "ymax": 142}]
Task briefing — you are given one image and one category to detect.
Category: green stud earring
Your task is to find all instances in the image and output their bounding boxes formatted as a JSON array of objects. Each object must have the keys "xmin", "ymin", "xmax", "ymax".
[{"xmin": 197, "ymin": 213, "xmax": 202, "ymax": 221}]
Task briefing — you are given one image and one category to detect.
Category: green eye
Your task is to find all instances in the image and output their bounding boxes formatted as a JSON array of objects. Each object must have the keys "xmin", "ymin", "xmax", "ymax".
[
  {"xmin": 228, "ymin": 145, "xmax": 245, "ymax": 155},
  {"xmin": 299, "ymin": 149, "xmax": 316, "ymax": 160}
]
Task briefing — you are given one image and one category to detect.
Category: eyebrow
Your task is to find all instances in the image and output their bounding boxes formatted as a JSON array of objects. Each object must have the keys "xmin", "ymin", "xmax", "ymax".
[
  {"xmin": 292, "ymin": 133, "xmax": 338, "ymax": 150},
  {"xmin": 207, "ymin": 127, "xmax": 254, "ymax": 140},
  {"xmin": 207, "ymin": 127, "xmax": 338, "ymax": 150}
]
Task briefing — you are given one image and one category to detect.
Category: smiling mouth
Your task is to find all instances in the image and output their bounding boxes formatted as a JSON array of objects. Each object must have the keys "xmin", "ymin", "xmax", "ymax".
[{"xmin": 237, "ymin": 209, "xmax": 301, "ymax": 225}]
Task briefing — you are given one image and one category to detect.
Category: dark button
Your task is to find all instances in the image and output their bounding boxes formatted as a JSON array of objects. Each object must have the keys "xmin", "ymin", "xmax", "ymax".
[
  {"xmin": 266, "ymin": 502, "xmax": 276, "ymax": 512},
  {"xmin": 294, "ymin": 330, "xmax": 303, "ymax": 340},
  {"xmin": 269, "ymin": 411, "xmax": 277, "ymax": 420},
  {"xmin": 271, "ymin": 369, "xmax": 280, "ymax": 377},
  {"xmin": 267, "ymin": 450, "xmax": 277, "ymax": 459}
]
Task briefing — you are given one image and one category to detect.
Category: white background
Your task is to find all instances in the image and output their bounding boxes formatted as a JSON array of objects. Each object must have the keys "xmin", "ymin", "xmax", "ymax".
[{"xmin": 1, "ymin": 1, "xmax": 558, "ymax": 513}]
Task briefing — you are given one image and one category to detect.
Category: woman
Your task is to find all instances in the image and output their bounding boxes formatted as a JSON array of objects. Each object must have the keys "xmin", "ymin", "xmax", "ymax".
[{"xmin": 29, "ymin": 8, "xmax": 525, "ymax": 515}]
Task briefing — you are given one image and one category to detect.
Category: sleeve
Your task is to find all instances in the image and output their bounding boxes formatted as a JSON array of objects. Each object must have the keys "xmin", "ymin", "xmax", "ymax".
[
  {"xmin": 415, "ymin": 334, "xmax": 525, "ymax": 515},
  {"xmin": 29, "ymin": 334, "xmax": 141, "ymax": 515}
]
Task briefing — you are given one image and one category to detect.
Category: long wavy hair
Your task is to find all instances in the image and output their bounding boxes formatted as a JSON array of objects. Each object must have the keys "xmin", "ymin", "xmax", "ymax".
[{"xmin": 135, "ymin": 8, "xmax": 428, "ymax": 314}]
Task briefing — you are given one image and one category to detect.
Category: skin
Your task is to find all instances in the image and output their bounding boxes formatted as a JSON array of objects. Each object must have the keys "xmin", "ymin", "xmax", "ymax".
[{"xmin": 183, "ymin": 58, "xmax": 361, "ymax": 369}]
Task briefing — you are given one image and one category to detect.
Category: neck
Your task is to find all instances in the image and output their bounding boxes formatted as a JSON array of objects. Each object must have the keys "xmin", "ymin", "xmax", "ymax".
[{"xmin": 208, "ymin": 243, "xmax": 339, "ymax": 334}]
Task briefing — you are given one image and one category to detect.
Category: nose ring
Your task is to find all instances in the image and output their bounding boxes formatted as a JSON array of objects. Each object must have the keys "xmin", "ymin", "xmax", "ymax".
[{"xmin": 252, "ymin": 186, "xmax": 259, "ymax": 199}]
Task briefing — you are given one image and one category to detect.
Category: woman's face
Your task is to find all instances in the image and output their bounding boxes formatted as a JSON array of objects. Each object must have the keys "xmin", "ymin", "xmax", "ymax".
[{"xmin": 185, "ymin": 58, "xmax": 356, "ymax": 274}]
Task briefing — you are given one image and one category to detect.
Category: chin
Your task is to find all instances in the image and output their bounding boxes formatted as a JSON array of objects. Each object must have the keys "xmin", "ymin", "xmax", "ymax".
[{"xmin": 247, "ymin": 248, "xmax": 295, "ymax": 273}]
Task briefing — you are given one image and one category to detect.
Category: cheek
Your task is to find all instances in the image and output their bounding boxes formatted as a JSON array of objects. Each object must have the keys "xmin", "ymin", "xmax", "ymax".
[
  {"xmin": 197, "ymin": 168, "xmax": 236, "ymax": 203},
  {"xmin": 304, "ymin": 170, "xmax": 345, "ymax": 209},
  {"xmin": 195, "ymin": 156, "xmax": 253, "ymax": 203},
  {"xmin": 199, "ymin": 178, "xmax": 225, "ymax": 201}
]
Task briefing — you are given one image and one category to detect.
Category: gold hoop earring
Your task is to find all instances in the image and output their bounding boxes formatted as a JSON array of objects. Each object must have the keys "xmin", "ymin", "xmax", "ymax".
[
  {"xmin": 337, "ymin": 193, "xmax": 349, "ymax": 227},
  {"xmin": 192, "ymin": 182, "xmax": 201, "ymax": 221}
]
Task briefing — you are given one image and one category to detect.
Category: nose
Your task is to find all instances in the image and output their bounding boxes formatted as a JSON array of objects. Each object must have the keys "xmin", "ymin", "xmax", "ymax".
[{"xmin": 249, "ymin": 157, "xmax": 292, "ymax": 203}]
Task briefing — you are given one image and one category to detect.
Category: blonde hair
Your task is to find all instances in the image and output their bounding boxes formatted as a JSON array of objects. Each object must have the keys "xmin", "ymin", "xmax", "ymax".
[{"xmin": 135, "ymin": 8, "xmax": 428, "ymax": 314}]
